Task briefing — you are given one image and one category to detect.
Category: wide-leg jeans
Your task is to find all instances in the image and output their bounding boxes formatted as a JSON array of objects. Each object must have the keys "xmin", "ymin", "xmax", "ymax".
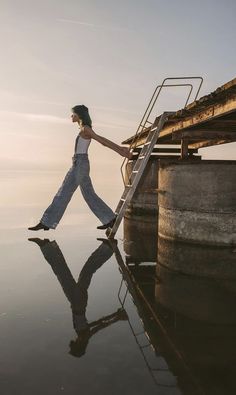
[{"xmin": 41, "ymin": 154, "xmax": 115, "ymax": 229}]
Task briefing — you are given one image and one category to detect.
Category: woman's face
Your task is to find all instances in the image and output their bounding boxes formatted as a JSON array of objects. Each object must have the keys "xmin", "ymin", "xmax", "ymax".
[{"xmin": 71, "ymin": 112, "xmax": 80, "ymax": 123}]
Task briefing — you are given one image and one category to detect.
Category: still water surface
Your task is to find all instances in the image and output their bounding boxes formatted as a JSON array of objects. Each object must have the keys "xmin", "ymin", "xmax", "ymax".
[
  {"xmin": 0, "ymin": 171, "xmax": 236, "ymax": 395},
  {"xmin": 1, "ymin": 227, "xmax": 179, "ymax": 395}
]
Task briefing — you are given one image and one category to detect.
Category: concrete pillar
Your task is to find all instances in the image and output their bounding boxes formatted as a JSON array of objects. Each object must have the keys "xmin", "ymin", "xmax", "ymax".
[
  {"xmin": 158, "ymin": 160, "xmax": 236, "ymax": 246},
  {"xmin": 125, "ymin": 157, "xmax": 159, "ymax": 218}
]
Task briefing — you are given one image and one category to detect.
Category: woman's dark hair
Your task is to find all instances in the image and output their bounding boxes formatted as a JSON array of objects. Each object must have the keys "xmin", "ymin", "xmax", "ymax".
[{"xmin": 72, "ymin": 105, "xmax": 92, "ymax": 127}]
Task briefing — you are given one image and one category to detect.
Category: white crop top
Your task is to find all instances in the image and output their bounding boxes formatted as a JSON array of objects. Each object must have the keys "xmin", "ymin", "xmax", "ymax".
[{"xmin": 75, "ymin": 135, "xmax": 91, "ymax": 154}]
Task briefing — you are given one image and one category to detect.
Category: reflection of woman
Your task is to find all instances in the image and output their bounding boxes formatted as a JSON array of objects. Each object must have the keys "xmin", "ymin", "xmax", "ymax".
[
  {"xmin": 29, "ymin": 237, "xmax": 127, "ymax": 357},
  {"xmin": 29, "ymin": 105, "xmax": 131, "ymax": 231}
]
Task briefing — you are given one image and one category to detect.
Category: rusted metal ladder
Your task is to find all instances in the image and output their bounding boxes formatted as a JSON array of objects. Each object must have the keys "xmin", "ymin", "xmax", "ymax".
[
  {"xmin": 106, "ymin": 112, "xmax": 173, "ymax": 238},
  {"xmin": 106, "ymin": 76, "xmax": 203, "ymax": 239}
]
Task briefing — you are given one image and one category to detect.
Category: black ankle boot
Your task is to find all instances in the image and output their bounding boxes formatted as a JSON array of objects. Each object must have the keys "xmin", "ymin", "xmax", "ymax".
[
  {"xmin": 97, "ymin": 217, "xmax": 116, "ymax": 230},
  {"xmin": 28, "ymin": 222, "xmax": 50, "ymax": 231}
]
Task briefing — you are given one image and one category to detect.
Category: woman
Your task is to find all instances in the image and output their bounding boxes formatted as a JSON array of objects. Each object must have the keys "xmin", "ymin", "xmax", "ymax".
[{"xmin": 28, "ymin": 105, "xmax": 131, "ymax": 231}]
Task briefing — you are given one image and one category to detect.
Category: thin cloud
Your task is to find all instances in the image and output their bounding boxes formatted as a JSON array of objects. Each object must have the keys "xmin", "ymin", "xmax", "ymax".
[
  {"xmin": 95, "ymin": 121, "xmax": 130, "ymax": 131},
  {"xmin": 0, "ymin": 89, "xmax": 67, "ymax": 107},
  {"xmin": 57, "ymin": 18, "xmax": 95, "ymax": 27},
  {"xmin": 57, "ymin": 18, "xmax": 132, "ymax": 32},
  {"xmin": 24, "ymin": 113, "xmax": 68, "ymax": 123},
  {"xmin": 93, "ymin": 105, "xmax": 139, "ymax": 115},
  {"xmin": 0, "ymin": 110, "xmax": 68, "ymax": 124}
]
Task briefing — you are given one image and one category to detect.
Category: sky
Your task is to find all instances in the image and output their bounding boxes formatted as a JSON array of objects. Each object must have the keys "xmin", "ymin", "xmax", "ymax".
[{"xmin": 0, "ymin": 0, "xmax": 236, "ymax": 178}]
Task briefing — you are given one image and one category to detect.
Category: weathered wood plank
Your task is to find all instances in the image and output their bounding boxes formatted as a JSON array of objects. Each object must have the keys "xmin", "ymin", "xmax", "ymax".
[
  {"xmin": 132, "ymin": 147, "xmax": 198, "ymax": 153},
  {"xmin": 165, "ymin": 97, "xmax": 236, "ymax": 135},
  {"xmin": 172, "ymin": 130, "xmax": 236, "ymax": 141},
  {"xmin": 189, "ymin": 138, "xmax": 236, "ymax": 149}
]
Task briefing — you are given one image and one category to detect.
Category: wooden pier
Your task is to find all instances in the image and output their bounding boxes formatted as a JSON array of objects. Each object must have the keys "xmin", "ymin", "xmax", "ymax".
[
  {"xmin": 123, "ymin": 77, "xmax": 236, "ymax": 159},
  {"xmin": 122, "ymin": 78, "xmax": 236, "ymax": 246}
]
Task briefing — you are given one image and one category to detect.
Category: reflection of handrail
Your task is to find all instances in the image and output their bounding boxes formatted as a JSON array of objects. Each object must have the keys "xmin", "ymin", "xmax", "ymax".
[{"xmin": 120, "ymin": 76, "xmax": 203, "ymax": 185}]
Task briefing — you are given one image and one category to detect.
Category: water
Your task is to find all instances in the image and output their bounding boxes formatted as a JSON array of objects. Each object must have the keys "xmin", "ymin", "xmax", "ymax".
[{"xmin": 1, "ymin": 171, "xmax": 236, "ymax": 395}]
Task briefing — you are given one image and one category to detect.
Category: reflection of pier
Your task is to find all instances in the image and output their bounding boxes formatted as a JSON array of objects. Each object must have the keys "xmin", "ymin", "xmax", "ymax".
[{"xmin": 120, "ymin": 217, "xmax": 236, "ymax": 394}]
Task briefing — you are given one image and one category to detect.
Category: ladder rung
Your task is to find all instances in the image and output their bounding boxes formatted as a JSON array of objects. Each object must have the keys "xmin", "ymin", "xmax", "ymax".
[
  {"xmin": 132, "ymin": 170, "xmax": 138, "ymax": 173},
  {"xmin": 138, "ymin": 155, "xmax": 145, "ymax": 159},
  {"xmin": 141, "ymin": 144, "xmax": 150, "ymax": 150},
  {"xmin": 120, "ymin": 193, "xmax": 128, "ymax": 201},
  {"xmin": 116, "ymin": 200, "xmax": 126, "ymax": 212},
  {"xmin": 142, "ymin": 142, "xmax": 149, "ymax": 147}
]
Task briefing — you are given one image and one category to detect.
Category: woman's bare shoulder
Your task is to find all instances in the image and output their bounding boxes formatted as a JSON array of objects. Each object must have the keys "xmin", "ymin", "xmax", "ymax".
[{"xmin": 80, "ymin": 125, "xmax": 96, "ymax": 139}]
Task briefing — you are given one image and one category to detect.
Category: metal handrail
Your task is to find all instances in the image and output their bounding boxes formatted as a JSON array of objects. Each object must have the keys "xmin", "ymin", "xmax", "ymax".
[{"xmin": 120, "ymin": 76, "xmax": 203, "ymax": 185}]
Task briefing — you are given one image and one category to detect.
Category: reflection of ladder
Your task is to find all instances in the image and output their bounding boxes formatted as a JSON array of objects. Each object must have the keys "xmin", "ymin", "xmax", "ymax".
[
  {"xmin": 106, "ymin": 76, "xmax": 203, "ymax": 239},
  {"xmin": 107, "ymin": 111, "xmax": 173, "ymax": 238},
  {"xmin": 118, "ymin": 279, "xmax": 178, "ymax": 389},
  {"xmin": 112, "ymin": 241, "xmax": 203, "ymax": 393},
  {"xmin": 110, "ymin": 241, "xmax": 176, "ymax": 388}
]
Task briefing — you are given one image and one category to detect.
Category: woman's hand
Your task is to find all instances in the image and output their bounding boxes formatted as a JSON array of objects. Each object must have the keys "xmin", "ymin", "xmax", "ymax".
[
  {"xmin": 120, "ymin": 147, "xmax": 132, "ymax": 159},
  {"xmin": 72, "ymin": 155, "xmax": 78, "ymax": 165}
]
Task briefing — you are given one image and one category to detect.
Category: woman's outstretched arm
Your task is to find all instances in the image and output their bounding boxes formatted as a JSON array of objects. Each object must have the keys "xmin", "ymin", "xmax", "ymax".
[{"xmin": 83, "ymin": 126, "xmax": 132, "ymax": 159}]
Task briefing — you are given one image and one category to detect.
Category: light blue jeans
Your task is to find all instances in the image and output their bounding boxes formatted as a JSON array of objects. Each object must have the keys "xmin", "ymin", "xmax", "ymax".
[{"xmin": 41, "ymin": 154, "xmax": 115, "ymax": 229}]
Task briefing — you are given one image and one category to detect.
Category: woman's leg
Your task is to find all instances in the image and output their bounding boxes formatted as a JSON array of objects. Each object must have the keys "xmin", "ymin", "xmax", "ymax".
[
  {"xmin": 32, "ymin": 239, "xmax": 77, "ymax": 303},
  {"xmin": 79, "ymin": 161, "xmax": 115, "ymax": 225},
  {"xmin": 40, "ymin": 166, "xmax": 80, "ymax": 229},
  {"xmin": 80, "ymin": 176, "xmax": 115, "ymax": 225}
]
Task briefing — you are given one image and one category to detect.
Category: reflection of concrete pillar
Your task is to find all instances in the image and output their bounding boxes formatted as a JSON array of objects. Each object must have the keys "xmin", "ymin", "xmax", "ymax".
[
  {"xmin": 158, "ymin": 160, "xmax": 236, "ymax": 246},
  {"xmin": 158, "ymin": 237, "xmax": 236, "ymax": 279},
  {"xmin": 155, "ymin": 263, "xmax": 236, "ymax": 392},
  {"xmin": 123, "ymin": 216, "xmax": 157, "ymax": 263},
  {"xmin": 155, "ymin": 263, "xmax": 236, "ymax": 324}
]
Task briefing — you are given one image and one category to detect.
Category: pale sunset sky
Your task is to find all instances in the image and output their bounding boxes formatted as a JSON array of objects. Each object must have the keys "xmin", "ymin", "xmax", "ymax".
[{"xmin": 0, "ymin": 0, "xmax": 235, "ymax": 221}]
